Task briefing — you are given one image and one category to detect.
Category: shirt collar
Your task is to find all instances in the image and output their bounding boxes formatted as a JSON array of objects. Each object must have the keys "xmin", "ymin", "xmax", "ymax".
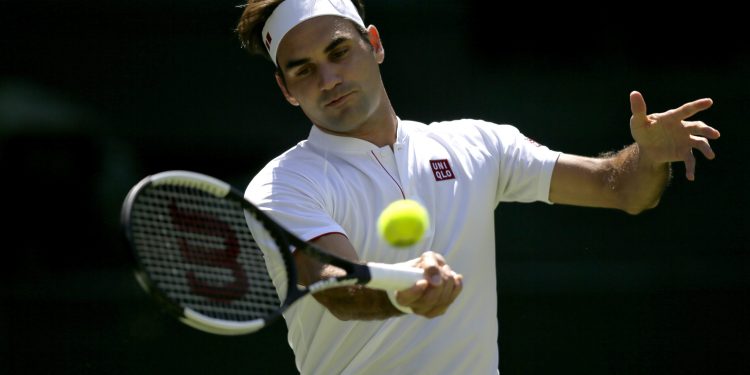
[{"xmin": 306, "ymin": 118, "xmax": 407, "ymax": 154}]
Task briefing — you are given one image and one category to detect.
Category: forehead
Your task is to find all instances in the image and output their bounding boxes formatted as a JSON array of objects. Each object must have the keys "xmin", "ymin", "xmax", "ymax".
[{"xmin": 276, "ymin": 15, "xmax": 361, "ymax": 65}]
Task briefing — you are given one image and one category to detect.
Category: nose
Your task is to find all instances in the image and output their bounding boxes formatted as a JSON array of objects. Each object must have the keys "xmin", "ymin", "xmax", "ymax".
[{"xmin": 318, "ymin": 63, "xmax": 342, "ymax": 92}]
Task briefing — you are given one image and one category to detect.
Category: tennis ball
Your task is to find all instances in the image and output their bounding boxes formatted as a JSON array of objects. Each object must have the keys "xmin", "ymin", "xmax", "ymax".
[{"xmin": 377, "ymin": 199, "xmax": 429, "ymax": 247}]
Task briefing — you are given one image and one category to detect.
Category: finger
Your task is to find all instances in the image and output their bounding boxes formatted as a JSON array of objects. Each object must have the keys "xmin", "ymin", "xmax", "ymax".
[
  {"xmin": 422, "ymin": 271, "xmax": 463, "ymax": 318},
  {"xmin": 420, "ymin": 252, "xmax": 444, "ymax": 286},
  {"xmin": 422, "ymin": 304, "xmax": 449, "ymax": 318},
  {"xmin": 427, "ymin": 251, "xmax": 447, "ymax": 265},
  {"xmin": 690, "ymin": 135, "xmax": 715, "ymax": 160},
  {"xmin": 423, "ymin": 283, "xmax": 454, "ymax": 318},
  {"xmin": 421, "ymin": 266, "xmax": 459, "ymax": 316},
  {"xmin": 395, "ymin": 279, "xmax": 429, "ymax": 306},
  {"xmin": 415, "ymin": 276, "xmax": 450, "ymax": 305},
  {"xmin": 629, "ymin": 91, "xmax": 648, "ymax": 120},
  {"xmin": 684, "ymin": 121, "xmax": 721, "ymax": 139},
  {"xmin": 410, "ymin": 269, "xmax": 454, "ymax": 315},
  {"xmin": 684, "ymin": 150, "xmax": 697, "ymax": 181},
  {"xmin": 673, "ymin": 98, "xmax": 713, "ymax": 120},
  {"xmin": 417, "ymin": 251, "xmax": 446, "ymax": 266},
  {"xmin": 449, "ymin": 272, "xmax": 463, "ymax": 302},
  {"xmin": 420, "ymin": 282, "xmax": 455, "ymax": 318},
  {"xmin": 409, "ymin": 292, "xmax": 440, "ymax": 316},
  {"xmin": 434, "ymin": 265, "xmax": 455, "ymax": 301}
]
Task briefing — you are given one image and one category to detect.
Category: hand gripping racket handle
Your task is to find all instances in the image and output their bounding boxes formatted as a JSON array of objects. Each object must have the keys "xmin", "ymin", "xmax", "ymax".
[{"xmin": 365, "ymin": 262, "xmax": 425, "ymax": 291}]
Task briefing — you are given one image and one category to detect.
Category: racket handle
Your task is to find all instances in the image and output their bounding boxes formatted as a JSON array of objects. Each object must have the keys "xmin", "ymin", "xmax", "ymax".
[{"xmin": 365, "ymin": 262, "xmax": 425, "ymax": 291}]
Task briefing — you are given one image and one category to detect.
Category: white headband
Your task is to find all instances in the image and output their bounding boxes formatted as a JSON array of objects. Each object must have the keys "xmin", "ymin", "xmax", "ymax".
[{"xmin": 261, "ymin": 0, "xmax": 365, "ymax": 66}]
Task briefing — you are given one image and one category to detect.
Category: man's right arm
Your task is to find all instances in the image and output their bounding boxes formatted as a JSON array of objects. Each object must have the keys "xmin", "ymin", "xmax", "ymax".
[{"xmin": 297, "ymin": 233, "xmax": 463, "ymax": 320}]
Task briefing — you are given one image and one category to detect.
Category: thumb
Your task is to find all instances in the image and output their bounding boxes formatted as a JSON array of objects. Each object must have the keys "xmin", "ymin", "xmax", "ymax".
[
  {"xmin": 420, "ymin": 257, "xmax": 443, "ymax": 286},
  {"xmin": 629, "ymin": 91, "xmax": 648, "ymax": 120}
]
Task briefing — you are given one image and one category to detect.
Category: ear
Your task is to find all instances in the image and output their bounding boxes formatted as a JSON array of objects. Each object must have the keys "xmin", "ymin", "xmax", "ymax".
[
  {"xmin": 275, "ymin": 72, "xmax": 300, "ymax": 106},
  {"xmin": 366, "ymin": 25, "xmax": 384, "ymax": 64}
]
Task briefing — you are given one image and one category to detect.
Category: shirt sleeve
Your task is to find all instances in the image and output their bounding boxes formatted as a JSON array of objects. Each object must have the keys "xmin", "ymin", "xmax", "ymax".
[
  {"xmin": 471, "ymin": 120, "xmax": 561, "ymax": 204},
  {"xmin": 245, "ymin": 161, "xmax": 346, "ymax": 243}
]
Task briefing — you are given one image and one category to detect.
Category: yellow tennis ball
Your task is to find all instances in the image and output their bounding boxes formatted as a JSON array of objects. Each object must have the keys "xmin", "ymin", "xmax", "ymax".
[{"xmin": 377, "ymin": 199, "xmax": 429, "ymax": 247}]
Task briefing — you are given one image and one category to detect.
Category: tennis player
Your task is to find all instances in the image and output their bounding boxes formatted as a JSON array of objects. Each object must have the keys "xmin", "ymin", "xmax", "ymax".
[{"xmin": 236, "ymin": 1, "xmax": 720, "ymax": 373}]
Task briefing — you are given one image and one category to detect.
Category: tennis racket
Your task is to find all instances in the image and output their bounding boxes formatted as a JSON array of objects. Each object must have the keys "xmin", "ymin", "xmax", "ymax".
[{"xmin": 121, "ymin": 170, "xmax": 424, "ymax": 335}]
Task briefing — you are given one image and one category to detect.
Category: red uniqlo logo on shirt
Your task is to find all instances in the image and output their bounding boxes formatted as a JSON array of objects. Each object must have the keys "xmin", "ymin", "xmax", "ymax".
[{"xmin": 430, "ymin": 159, "xmax": 455, "ymax": 181}]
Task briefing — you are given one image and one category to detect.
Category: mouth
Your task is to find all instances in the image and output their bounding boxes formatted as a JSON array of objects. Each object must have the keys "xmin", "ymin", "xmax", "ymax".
[{"xmin": 325, "ymin": 91, "xmax": 354, "ymax": 107}]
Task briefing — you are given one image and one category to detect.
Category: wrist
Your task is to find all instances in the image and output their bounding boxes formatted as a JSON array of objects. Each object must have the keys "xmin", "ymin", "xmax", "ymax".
[{"xmin": 634, "ymin": 143, "xmax": 668, "ymax": 172}]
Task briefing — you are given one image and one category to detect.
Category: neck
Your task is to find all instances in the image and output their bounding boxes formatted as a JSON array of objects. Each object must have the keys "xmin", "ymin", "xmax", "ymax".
[
  {"xmin": 357, "ymin": 107, "xmax": 398, "ymax": 148},
  {"xmin": 316, "ymin": 94, "xmax": 398, "ymax": 148}
]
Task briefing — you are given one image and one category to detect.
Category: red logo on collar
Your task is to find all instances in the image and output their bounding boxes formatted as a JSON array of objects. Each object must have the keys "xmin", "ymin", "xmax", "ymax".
[{"xmin": 430, "ymin": 159, "xmax": 455, "ymax": 181}]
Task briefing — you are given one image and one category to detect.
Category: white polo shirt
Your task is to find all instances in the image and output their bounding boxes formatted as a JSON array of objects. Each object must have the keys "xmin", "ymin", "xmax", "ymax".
[{"xmin": 246, "ymin": 118, "xmax": 560, "ymax": 374}]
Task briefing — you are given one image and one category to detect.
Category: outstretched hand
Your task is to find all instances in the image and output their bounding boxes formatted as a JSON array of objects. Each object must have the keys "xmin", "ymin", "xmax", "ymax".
[{"xmin": 629, "ymin": 91, "xmax": 720, "ymax": 181}]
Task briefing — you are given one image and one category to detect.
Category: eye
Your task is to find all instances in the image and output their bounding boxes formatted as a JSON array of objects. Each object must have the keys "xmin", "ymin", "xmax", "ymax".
[
  {"xmin": 331, "ymin": 47, "xmax": 349, "ymax": 60},
  {"xmin": 294, "ymin": 65, "xmax": 312, "ymax": 78}
]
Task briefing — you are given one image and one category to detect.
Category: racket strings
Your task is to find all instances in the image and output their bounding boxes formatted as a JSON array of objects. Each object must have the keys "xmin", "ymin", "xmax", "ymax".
[{"xmin": 130, "ymin": 184, "xmax": 285, "ymax": 322}]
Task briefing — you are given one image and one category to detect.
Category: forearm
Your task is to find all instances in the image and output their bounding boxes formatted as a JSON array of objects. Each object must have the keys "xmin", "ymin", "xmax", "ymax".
[
  {"xmin": 551, "ymin": 144, "xmax": 671, "ymax": 214},
  {"xmin": 295, "ymin": 244, "xmax": 404, "ymax": 321},
  {"xmin": 604, "ymin": 143, "xmax": 671, "ymax": 214},
  {"xmin": 312, "ymin": 283, "xmax": 403, "ymax": 321},
  {"xmin": 298, "ymin": 235, "xmax": 460, "ymax": 320}
]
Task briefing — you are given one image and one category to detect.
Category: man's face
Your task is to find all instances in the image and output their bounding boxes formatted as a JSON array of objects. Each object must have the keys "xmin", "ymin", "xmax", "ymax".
[{"xmin": 274, "ymin": 16, "xmax": 385, "ymax": 136}]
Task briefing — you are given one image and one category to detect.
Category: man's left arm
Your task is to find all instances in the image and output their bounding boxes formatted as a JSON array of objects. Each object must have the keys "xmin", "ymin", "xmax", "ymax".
[{"xmin": 549, "ymin": 91, "xmax": 721, "ymax": 214}]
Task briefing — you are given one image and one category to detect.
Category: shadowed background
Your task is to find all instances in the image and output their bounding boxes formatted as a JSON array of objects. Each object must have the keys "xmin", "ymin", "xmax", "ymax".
[{"xmin": 1, "ymin": 1, "xmax": 747, "ymax": 374}]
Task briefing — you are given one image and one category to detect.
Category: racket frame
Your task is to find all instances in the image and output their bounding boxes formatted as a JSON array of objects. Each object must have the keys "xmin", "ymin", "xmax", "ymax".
[{"xmin": 121, "ymin": 170, "xmax": 414, "ymax": 335}]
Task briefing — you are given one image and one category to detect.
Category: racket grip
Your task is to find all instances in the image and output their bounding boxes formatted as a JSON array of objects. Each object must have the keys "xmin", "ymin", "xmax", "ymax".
[{"xmin": 365, "ymin": 262, "xmax": 425, "ymax": 291}]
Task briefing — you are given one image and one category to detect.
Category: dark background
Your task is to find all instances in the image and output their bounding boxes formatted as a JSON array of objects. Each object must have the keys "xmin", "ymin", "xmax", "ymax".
[{"xmin": 1, "ymin": 1, "xmax": 747, "ymax": 374}]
